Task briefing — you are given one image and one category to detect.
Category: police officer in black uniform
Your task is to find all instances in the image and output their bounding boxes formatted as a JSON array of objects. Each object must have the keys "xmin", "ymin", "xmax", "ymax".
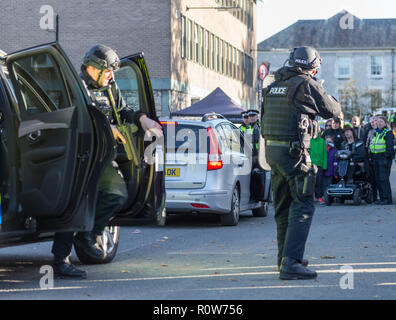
[
  {"xmin": 51, "ymin": 45, "xmax": 162, "ymax": 278},
  {"xmin": 248, "ymin": 109, "xmax": 260, "ymax": 156},
  {"xmin": 75, "ymin": 44, "xmax": 163, "ymax": 256},
  {"xmin": 261, "ymin": 46, "xmax": 341, "ymax": 280}
]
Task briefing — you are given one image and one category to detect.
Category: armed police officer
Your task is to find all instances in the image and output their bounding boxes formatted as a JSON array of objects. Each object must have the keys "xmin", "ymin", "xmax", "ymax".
[
  {"xmin": 75, "ymin": 44, "xmax": 163, "ymax": 258},
  {"xmin": 52, "ymin": 45, "xmax": 162, "ymax": 278},
  {"xmin": 261, "ymin": 46, "xmax": 341, "ymax": 280}
]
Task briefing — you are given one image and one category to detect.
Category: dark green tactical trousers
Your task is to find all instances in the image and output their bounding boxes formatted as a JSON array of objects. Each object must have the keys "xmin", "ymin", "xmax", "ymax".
[
  {"xmin": 93, "ymin": 163, "xmax": 128, "ymax": 235},
  {"xmin": 53, "ymin": 164, "xmax": 128, "ymax": 260},
  {"xmin": 265, "ymin": 145, "xmax": 315, "ymax": 266}
]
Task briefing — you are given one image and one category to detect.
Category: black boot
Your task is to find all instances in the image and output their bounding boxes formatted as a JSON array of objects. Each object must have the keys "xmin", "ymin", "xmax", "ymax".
[
  {"xmin": 277, "ymin": 258, "xmax": 308, "ymax": 271},
  {"xmin": 74, "ymin": 232, "xmax": 105, "ymax": 260},
  {"xmin": 279, "ymin": 257, "xmax": 317, "ymax": 280},
  {"xmin": 53, "ymin": 256, "xmax": 87, "ymax": 279}
]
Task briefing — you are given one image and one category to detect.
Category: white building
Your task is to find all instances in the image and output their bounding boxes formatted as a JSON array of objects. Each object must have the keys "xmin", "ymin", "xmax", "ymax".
[{"xmin": 257, "ymin": 11, "xmax": 396, "ymax": 119}]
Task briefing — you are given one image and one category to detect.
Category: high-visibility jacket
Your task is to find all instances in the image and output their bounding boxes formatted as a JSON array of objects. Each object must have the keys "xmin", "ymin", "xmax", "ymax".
[
  {"xmin": 248, "ymin": 122, "xmax": 260, "ymax": 154},
  {"xmin": 240, "ymin": 124, "xmax": 249, "ymax": 133},
  {"xmin": 370, "ymin": 128, "xmax": 390, "ymax": 154}
]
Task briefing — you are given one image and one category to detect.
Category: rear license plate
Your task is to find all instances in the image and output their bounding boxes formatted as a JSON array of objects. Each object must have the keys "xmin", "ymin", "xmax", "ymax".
[{"xmin": 165, "ymin": 168, "xmax": 180, "ymax": 177}]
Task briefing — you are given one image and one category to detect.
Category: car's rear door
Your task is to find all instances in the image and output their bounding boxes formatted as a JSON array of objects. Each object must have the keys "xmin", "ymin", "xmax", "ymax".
[
  {"xmin": 5, "ymin": 43, "xmax": 114, "ymax": 232},
  {"xmin": 163, "ymin": 122, "xmax": 208, "ymax": 189},
  {"xmin": 218, "ymin": 122, "xmax": 251, "ymax": 206},
  {"xmin": 112, "ymin": 53, "xmax": 165, "ymax": 224}
]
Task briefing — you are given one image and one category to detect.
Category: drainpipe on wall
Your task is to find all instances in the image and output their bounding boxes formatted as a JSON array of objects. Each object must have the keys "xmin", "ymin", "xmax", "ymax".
[{"xmin": 392, "ymin": 49, "xmax": 395, "ymax": 108}]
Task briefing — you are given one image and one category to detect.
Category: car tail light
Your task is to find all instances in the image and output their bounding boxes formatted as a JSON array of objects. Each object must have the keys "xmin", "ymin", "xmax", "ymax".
[
  {"xmin": 160, "ymin": 121, "xmax": 178, "ymax": 126},
  {"xmin": 191, "ymin": 203, "xmax": 210, "ymax": 209},
  {"xmin": 207, "ymin": 127, "xmax": 223, "ymax": 171},
  {"xmin": 208, "ymin": 127, "xmax": 223, "ymax": 170}
]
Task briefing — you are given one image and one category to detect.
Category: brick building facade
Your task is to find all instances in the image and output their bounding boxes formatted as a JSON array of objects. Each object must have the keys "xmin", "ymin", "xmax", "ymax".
[{"xmin": 0, "ymin": 0, "xmax": 257, "ymax": 116}]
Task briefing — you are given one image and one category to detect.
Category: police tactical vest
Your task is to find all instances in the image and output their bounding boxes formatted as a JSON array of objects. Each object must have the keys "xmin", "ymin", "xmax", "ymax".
[
  {"xmin": 262, "ymin": 75, "xmax": 309, "ymax": 141},
  {"xmin": 370, "ymin": 128, "xmax": 389, "ymax": 154},
  {"xmin": 88, "ymin": 86, "xmax": 123, "ymax": 125},
  {"xmin": 91, "ymin": 88, "xmax": 113, "ymax": 119}
]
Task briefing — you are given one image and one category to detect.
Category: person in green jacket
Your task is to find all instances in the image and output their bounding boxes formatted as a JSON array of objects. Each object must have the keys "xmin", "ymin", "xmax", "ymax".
[{"xmin": 310, "ymin": 133, "xmax": 327, "ymax": 203}]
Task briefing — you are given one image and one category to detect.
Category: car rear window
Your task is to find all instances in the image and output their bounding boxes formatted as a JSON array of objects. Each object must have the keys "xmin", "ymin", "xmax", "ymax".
[{"xmin": 163, "ymin": 123, "xmax": 209, "ymax": 154}]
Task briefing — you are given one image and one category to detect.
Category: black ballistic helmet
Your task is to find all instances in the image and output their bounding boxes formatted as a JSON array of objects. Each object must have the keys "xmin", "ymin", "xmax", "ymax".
[
  {"xmin": 82, "ymin": 45, "xmax": 120, "ymax": 71},
  {"xmin": 289, "ymin": 46, "xmax": 322, "ymax": 70}
]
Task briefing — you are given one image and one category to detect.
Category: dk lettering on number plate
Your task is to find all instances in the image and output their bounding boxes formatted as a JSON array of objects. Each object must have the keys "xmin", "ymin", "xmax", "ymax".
[{"xmin": 165, "ymin": 168, "xmax": 180, "ymax": 177}]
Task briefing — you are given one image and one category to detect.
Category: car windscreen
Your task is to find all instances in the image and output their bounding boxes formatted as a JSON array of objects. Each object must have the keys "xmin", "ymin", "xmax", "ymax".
[{"xmin": 162, "ymin": 123, "xmax": 209, "ymax": 154}]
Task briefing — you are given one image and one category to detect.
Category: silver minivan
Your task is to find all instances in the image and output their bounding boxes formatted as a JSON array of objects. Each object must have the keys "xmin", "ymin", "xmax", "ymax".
[{"xmin": 162, "ymin": 114, "xmax": 271, "ymax": 226}]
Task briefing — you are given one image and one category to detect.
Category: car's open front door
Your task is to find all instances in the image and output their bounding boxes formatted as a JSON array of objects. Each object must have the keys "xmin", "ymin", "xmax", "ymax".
[
  {"xmin": 111, "ymin": 53, "xmax": 166, "ymax": 226},
  {"xmin": 5, "ymin": 43, "xmax": 114, "ymax": 232}
]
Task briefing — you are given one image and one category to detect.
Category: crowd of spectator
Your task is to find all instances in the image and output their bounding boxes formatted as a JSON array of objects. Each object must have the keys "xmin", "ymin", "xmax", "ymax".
[{"xmin": 311, "ymin": 114, "xmax": 396, "ymax": 205}]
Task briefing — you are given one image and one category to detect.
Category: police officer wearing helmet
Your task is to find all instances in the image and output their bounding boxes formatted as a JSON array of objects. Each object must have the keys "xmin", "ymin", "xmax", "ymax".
[
  {"xmin": 261, "ymin": 46, "xmax": 341, "ymax": 280},
  {"xmin": 51, "ymin": 45, "xmax": 162, "ymax": 278}
]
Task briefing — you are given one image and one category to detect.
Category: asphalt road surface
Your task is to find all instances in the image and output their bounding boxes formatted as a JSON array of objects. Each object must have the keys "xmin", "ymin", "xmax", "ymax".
[{"xmin": 0, "ymin": 163, "xmax": 396, "ymax": 301}]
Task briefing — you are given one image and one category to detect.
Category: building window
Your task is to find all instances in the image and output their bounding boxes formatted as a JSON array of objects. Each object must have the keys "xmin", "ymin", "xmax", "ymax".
[
  {"xmin": 205, "ymin": 30, "xmax": 209, "ymax": 68},
  {"xmin": 228, "ymin": 45, "xmax": 232, "ymax": 77},
  {"xmin": 187, "ymin": 20, "xmax": 192, "ymax": 60},
  {"xmin": 194, "ymin": 24, "xmax": 199, "ymax": 63},
  {"xmin": 210, "ymin": 33, "xmax": 214, "ymax": 70},
  {"xmin": 182, "ymin": 18, "xmax": 249, "ymax": 83},
  {"xmin": 181, "ymin": 16, "xmax": 186, "ymax": 59},
  {"xmin": 214, "ymin": 37, "xmax": 219, "ymax": 72},
  {"xmin": 370, "ymin": 56, "xmax": 383, "ymax": 77},
  {"xmin": 247, "ymin": 0, "xmax": 252, "ymax": 29},
  {"xmin": 224, "ymin": 43, "xmax": 228, "ymax": 76},
  {"xmin": 219, "ymin": 40, "xmax": 223, "ymax": 74},
  {"xmin": 242, "ymin": 0, "xmax": 246, "ymax": 24},
  {"xmin": 236, "ymin": 50, "xmax": 240, "ymax": 80},
  {"xmin": 242, "ymin": 54, "xmax": 253, "ymax": 86},
  {"xmin": 233, "ymin": 47, "xmax": 236, "ymax": 79},
  {"xmin": 199, "ymin": 27, "xmax": 204, "ymax": 65},
  {"xmin": 337, "ymin": 56, "xmax": 352, "ymax": 78}
]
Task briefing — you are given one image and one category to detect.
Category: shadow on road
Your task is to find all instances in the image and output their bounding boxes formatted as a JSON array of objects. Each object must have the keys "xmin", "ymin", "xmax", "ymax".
[{"xmin": 164, "ymin": 212, "xmax": 264, "ymax": 228}]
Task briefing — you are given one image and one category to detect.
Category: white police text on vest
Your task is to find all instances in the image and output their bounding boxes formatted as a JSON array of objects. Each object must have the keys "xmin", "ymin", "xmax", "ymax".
[{"xmin": 269, "ymin": 87, "xmax": 288, "ymax": 95}]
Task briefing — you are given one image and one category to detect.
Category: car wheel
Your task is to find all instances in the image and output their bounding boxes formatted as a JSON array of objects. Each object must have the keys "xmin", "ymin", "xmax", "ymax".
[
  {"xmin": 353, "ymin": 189, "xmax": 362, "ymax": 206},
  {"xmin": 364, "ymin": 187, "xmax": 374, "ymax": 204},
  {"xmin": 75, "ymin": 226, "xmax": 120, "ymax": 265},
  {"xmin": 252, "ymin": 202, "xmax": 268, "ymax": 217},
  {"xmin": 220, "ymin": 186, "xmax": 240, "ymax": 226}
]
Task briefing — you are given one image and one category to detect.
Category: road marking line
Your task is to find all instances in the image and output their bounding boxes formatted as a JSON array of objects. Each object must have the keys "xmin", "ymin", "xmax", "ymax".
[
  {"xmin": 0, "ymin": 286, "xmax": 87, "ymax": 293},
  {"xmin": 200, "ymin": 261, "xmax": 396, "ymax": 271},
  {"xmin": 81, "ymin": 266, "xmax": 396, "ymax": 283},
  {"xmin": 317, "ymin": 267, "xmax": 396, "ymax": 273},
  {"xmin": 187, "ymin": 284, "xmax": 338, "ymax": 291},
  {"xmin": 168, "ymin": 251, "xmax": 252, "ymax": 255}
]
